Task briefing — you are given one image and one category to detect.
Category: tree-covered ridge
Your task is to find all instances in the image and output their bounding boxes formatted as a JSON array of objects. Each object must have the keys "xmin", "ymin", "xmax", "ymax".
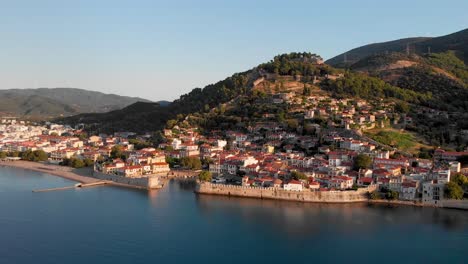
[
  {"xmin": 350, "ymin": 51, "xmax": 468, "ymax": 85},
  {"xmin": 173, "ymin": 71, "xmax": 251, "ymax": 113},
  {"xmin": 349, "ymin": 52, "xmax": 416, "ymax": 70},
  {"xmin": 389, "ymin": 67, "xmax": 468, "ymax": 111},
  {"xmin": 326, "ymin": 37, "xmax": 430, "ymax": 67},
  {"xmin": 423, "ymin": 51, "xmax": 468, "ymax": 84},
  {"xmin": 341, "ymin": 49, "xmax": 468, "ymax": 112},
  {"xmin": 320, "ymin": 72, "xmax": 432, "ymax": 105},
  {"xmin": 258, "ymin": 52, "xmax": 337, "ymax": 76},
  {"xmin": 58, "ymin": 48, "xmax": 467, "ymax": 149},
  {"xmin": 58, "ymin": 70, "xmax": 256, "ymax": 134},
  {"xmin": 327, "ymin": 27, "xmax": 468, "ymax": 66},
  {"xmin": 0, "ymin": 88, "xmax": 151, "ymax": 118}
]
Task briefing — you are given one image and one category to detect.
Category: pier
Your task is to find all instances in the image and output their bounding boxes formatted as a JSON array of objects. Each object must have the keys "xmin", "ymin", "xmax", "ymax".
[{"xmin": 32, "ymin": 181, "xmax": 112, "ymax": 193}]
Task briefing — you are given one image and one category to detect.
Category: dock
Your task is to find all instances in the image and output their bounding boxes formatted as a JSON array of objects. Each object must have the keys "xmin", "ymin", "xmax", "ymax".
[{"xmin": 32, "ymin": 181, "xmax": 112, "ymax": 193}]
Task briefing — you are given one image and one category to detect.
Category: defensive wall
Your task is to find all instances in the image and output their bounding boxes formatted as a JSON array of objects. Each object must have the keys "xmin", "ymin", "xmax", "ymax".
[{"xmin": 195, "ymin": 182, "xmax": 377, "ymax": 203}]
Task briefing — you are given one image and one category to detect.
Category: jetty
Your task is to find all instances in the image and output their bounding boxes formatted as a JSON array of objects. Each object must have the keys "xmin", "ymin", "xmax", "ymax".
[{"xmin": 32, "ymin": 180, "xmax": 112, "ymax": 193}]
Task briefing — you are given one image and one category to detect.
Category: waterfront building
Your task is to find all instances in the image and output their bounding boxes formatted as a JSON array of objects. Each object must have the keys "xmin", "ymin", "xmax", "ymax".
[{"xmin": 283, "ymin": 180, "xmax": 303, "ymax": 191}]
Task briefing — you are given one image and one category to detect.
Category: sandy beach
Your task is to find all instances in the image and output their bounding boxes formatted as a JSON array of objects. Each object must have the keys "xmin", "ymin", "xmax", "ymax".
[
  {"xmin": 0, "ymin": 160, "xmax": 100, "ymax": 184},
  {"xmin": 0, "ymin": 160, "xmax": 154, "ymax": 190}
]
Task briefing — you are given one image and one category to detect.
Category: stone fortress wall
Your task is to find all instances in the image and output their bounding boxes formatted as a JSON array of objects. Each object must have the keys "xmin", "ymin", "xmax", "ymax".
[{"xmin": 196, "ymin": 182, "xmax": 377, "ymax": 203}]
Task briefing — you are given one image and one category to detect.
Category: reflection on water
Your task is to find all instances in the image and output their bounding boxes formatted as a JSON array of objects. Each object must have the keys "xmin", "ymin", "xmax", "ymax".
[
  {"xmin": 192, "ymin": 182, "xmax": 468, "ymax": 237},
  {"xmin": 1, "ymin": 168, "xmax": 466, "ymax": 264}
]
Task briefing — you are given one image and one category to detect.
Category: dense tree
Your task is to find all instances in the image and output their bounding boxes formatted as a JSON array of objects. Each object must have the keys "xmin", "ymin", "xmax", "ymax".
[
  {"xmin": 259, "ymin": 52, "xmax": 328, "ymax": 77},
  {"xmin": 321, "ymin": 71, "xmax": 432, "ymax": 105},
  {"xmin": 394, "ymin": 101, "xmax": 410, "ymax": 113},
  {"xmin": 8, "ymin": 151, "xmax": 20, "ymax": 157},
  {"xmin": 128, "ymin": 139, "xmax": 152, "ymax": 150},
  {"xmin": 71, "ymin": 158, "xmax": 85, "ymax": 168},
  {"xmin": 180, "ymin": 157, "xmax": 202, "ymax": 170},
  {"xmin": 354, "ymin": 154, "xmax": 372, "ymax": 170},
  {"xmin": 369, "ymin": 191, "xmax": 381, "ymax": 200},
  {"xmin": 418, "ymin": 149, "xmax": 432, "ymax": 159},
  {"xmin": 291, "ymin": 171, "xmax": 307, "ymax": 180},
  {"xmin": 21, "ymin": 150, "xmax": 48, "ymax": 162},
  {"xmin": 198, "ymin": 171, "xmax": 212, "ymax": 182},
  {"xmin": 386, "ymin": 190, "xmax": 399, "ymax": 200},
  {"xmin": 110, "ymin": 145, "xmax": 125, "ymax": 160},
  {"xmin": 83, "ymin": 158, "xmax": 94, "ymax": 167},
  {"xmin": 77, "ymin": 132, "xmax": 88, "ymax": 141},
  {"xmin": 451, "ymin": 173, "xmax": 468, "ymax": 187},
  {"xmin": 286, "ymin": 119, "xmax": 299, "ymax": 130},
  {"xmin": 61, "ymin": 157, "xmax": 92, "ymax": 168},
  {"xmin": 165, "ymin": 157, "xmax": 179, "ymax": 168},
  {"xmin": 445, "ymin": 182, "xmax": 464, "ymax": 200}
]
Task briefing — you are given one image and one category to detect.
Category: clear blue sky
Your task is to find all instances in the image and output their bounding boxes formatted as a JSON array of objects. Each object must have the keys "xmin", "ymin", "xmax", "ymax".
[{"xmin": 0, "ymin": 0, "xmax": 466, "ymax": 101}]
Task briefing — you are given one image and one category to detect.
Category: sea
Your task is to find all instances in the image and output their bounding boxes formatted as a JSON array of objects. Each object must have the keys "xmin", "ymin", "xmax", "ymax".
[{"xmin": 0, "ymin": 166, "xmax": 467, "ymax": 264}]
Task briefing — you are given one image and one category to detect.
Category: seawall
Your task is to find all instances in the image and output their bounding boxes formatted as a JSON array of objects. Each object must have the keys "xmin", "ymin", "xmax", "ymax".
[
  {"xmin": 195, "ymin": 182, "xmax": 376, "ymax": 203},
  {"xmin": 93, "ymin": 171, "xmax": 162, "ymax": 189}
]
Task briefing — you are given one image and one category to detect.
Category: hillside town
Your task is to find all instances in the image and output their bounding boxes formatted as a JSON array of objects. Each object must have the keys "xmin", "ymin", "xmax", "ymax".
[{"xmin": 1, "ymin": 87, "xmax": 468, "ymax": 206}]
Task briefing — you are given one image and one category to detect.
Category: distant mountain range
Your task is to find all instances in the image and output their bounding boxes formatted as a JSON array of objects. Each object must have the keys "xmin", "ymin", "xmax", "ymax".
[
  {"xmin": 326, "ymin": 28, "xmax": 468, "ymax": 67},
  {"xmin": 0, "ymin": 88, "xmax": 153, "ymax": 118}
]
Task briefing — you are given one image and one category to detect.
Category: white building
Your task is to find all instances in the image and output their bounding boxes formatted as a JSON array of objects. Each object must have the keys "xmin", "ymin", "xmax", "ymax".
[
  {"xmin": 172, "ymin": 139, "xmax": 182, "ymax": 150},
  {"xmin": 449, "ymin": 161, "xmax": 461, "ymax": 173},
  {"xmin": 400, "ymin": 181, "xmax": 418, "ymax": 201},
  {"xmin": 434, "ymin": 170, "xmax": 450, "ymax": 184},
  {"xmin": 283, "ymin": 180, "xmax": 303, "ymax": 191},
  {"xmin": 422, "ymin": 180, "xmax": 445, "ymax": 206}
]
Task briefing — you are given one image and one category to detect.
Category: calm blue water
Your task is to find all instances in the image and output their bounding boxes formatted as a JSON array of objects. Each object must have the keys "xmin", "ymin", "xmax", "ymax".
[{"xmin": 0, "ymin": 167, "xmax": 467, "ymax": 264}]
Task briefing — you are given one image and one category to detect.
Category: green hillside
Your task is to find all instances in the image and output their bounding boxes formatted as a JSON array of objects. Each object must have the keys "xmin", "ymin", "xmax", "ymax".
[
  {"xmin": 327, "ymin": 28, "xmax": 468, "ymax": 66},
  {"xmin": 58, "ymin": 70, "xmax": 259, "ymax": 133},
  {"xmin": 0, "ymin": 88, "xmax": 151, "ymax": 118}
]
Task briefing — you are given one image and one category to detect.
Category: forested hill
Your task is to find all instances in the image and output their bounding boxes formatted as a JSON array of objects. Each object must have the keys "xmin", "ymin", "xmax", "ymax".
[
  {"xmin": 59, "ymin": 49, "xmax": 468, "ymax": 137},
  {"xmin": 326, "ymin": 28, "xmax": 468, "ymax": 67},
  {"xmin": 326, "ymin": 37, "xmax": 429, "ymax": 67},
  {"xmin": 341, "ymin": 50, "xmax": 468, "ymax": 112},
  {"xmin": 57, "ymin": 69, "xmax": 259, "ymax": 133},
  {"xmin": 0, "ymin": 88, "xmax": 151, "ymax": 118},
  {"xmin": 58, "ymin": 53, "xmax": 334, "ymax": 133}
]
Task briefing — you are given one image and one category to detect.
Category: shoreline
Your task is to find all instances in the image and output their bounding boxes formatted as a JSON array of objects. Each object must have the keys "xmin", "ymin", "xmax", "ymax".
[
  {"xmin": 0, "ymin": 160, "xmax": 149, "ymax": 190},
  {"xmin": 368, "ymin": 199, "xmax": 428, "ymax": 207},
  {"xmin": 0, "ymin": 160, "xmax": 100, "ymax": 183},
  {"xmin": 196, "ymin": 182, "xmax": 468, "ymax": 210},
  {"xmin": 1, "ymin": 161, "xmax": 465, "ymax": 209}
]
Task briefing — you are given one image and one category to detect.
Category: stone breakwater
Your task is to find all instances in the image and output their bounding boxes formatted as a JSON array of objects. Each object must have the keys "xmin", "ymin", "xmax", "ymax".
[{"xmin": 195, "ymin": 182, "xmax": 377, "ymax": 203}]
